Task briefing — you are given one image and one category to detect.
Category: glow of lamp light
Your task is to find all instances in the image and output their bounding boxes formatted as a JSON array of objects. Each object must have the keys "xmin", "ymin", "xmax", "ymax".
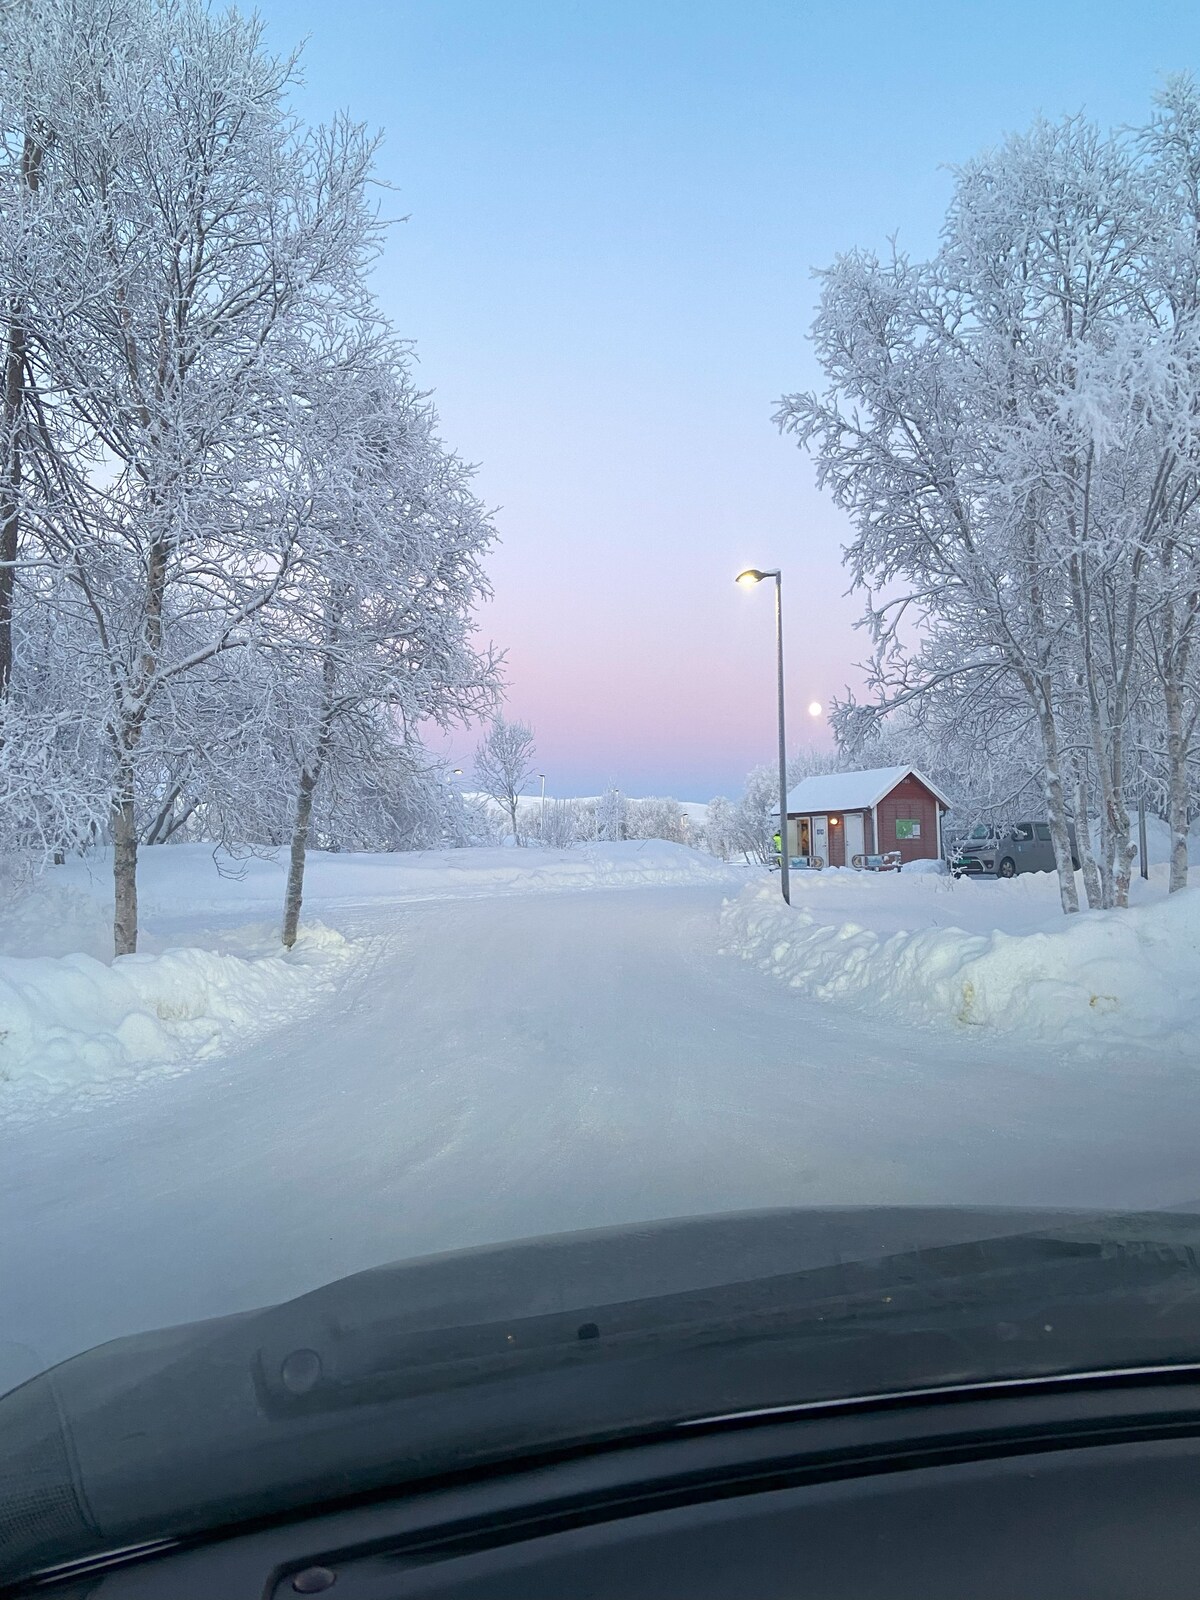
[{"xmin": 808, "ymin": 701, "xmax": 823, "ymax": 717}]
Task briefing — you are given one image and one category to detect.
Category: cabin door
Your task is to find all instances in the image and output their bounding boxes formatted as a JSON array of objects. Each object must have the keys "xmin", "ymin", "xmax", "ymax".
[
  {"xmin": 844, "ymin": 812, "xmax": 865, "ymax": 862},
  {"xmin": 812, "ymin": 815, "xmax": 828, "ymax": 865}
]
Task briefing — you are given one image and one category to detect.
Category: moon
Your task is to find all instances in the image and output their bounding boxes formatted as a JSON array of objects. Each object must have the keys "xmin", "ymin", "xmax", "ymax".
[{"xmin": 808, "ymin": 700, "xmax": 823, "ymax": 718}]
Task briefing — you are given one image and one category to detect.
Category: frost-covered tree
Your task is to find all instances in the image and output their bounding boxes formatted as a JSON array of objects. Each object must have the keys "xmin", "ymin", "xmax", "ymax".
[
  {"xmin": 779, "ymin": 86, "xmax": 1200, "ymax": 911},
  {"xmin": 703, "ymin": 795, "xmax": 736, "ymax": 859},
  {"xmin": 1134, "ymin": 80, "xmax": 1200, "ymax": 892},
  {"xmin": 538, "ymin": 798, "xmax": 580, "ymax": 849},
  {"xmin": 625, "ymin": 796, "xmax": 687, "ymax": 844},
  {"xmin": 0, "ymin": 6, "xmax": 48, "ymax": 699},
  {"xmin": 0, "ymin": 0, "xmax": 508, "ymax": 952},
  {"xmin": 727, "ymin": 750, "xmax": 841, "ymax": 864},
  {"xmin": 275, "ymin": 358, "xmax": 499, "ymax": 947},
  {"xmin": 326, "ymin": 753, "xmax": 489, "ymax": 853},
  {"xmin": 0, "ymin": 0, "xmax": 391, "ymax": 951},
  {"xmin": 596, "ymin": 784, "xmax": 626, "ymax": 842},
  {"xmin": 473, "ymin": 716, "xmax": 536, "ymax": 845},
  {"xmin": 731, "ymin": 765, "xmax": 779, "ymax": 864},
  {"xmin": 570, "ymin": 796, "xmax": 599, "ymax": 843}
]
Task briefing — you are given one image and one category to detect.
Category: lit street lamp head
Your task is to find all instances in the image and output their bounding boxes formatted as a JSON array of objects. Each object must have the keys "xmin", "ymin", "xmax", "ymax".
[{"xmin": 735, "ymin": 567, "xmax": 780, "ymax": 587}]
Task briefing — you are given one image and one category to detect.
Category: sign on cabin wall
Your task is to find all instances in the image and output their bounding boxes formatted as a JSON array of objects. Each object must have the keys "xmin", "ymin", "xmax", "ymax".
[{"xmin": 896, "ymin": 819, "xmax": 921, "ymax": 840}]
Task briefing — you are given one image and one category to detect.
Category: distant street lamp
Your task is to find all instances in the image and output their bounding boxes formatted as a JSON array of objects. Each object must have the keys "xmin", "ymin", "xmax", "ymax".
[
  {"xmin": 736, "ymin": 567, "xmax": 790, "ymax": 906},
  {"xmin": 538, "ymin": 772, "xmax": 546, "ymax": 830}
]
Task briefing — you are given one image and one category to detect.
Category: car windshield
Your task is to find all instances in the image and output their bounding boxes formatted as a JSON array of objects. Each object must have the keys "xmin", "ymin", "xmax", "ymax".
[{"xmin": 2, "ymin": 0, "xmax": 1200, "ymax": 1587}]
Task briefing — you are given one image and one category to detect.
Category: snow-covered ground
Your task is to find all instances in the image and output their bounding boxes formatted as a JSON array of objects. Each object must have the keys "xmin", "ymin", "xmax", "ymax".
[
  {"xmin": 481, "ymin": 792, "xmax": 710, "ymax": 833},
  {"xmin": 1, "ymin": 838, "xmax": 736, "ymax": 958},
  {"xmin": 721, "ymin": 864, "xmax": 1200, "ymax": 1057},
  {"xmin": 0, "ymin": 842, "xmax": 740, "ymax": 1099},
  {"xmin": 3, "ymin": 839, "xmax": 1200, "ymax": 1394}
]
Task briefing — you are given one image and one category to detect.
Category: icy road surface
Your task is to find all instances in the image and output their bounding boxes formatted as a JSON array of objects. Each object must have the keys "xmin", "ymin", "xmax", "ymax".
[{"xmin": 3, "ymin": 876, "xmax": 1200, "ymax": 1387}]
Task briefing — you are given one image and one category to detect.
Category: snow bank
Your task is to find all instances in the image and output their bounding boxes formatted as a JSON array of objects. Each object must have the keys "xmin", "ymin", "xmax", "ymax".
[
  {"xmin": 721, "ymin": 871, "xmax": 1200, "ymax": 1054},
  {"xmin": 318, "ymin": 839, "xmax": 741, "ymax": 900},
  {"xmin": 0, "ymin": 841, "xmax": 737, "ymax": 1100},
  {"xmin": 26, "ymin": 839, "xmax": 741, "ymax": 928},
  {"xmin": 0, "ymin": 924, "xmax": 354, "ymax": 1097}
]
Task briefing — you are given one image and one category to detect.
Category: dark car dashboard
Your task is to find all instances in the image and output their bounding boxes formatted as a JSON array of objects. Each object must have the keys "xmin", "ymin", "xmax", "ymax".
[{"xmin": 18, "ymin": 1367, "xmax": 1200, "ymax": 1600}]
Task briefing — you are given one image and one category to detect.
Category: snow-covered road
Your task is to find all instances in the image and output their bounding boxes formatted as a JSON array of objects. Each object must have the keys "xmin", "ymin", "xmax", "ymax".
[{"xmin": 4, "ymin": 878, "xmax": 1199, "ymax": 1388}]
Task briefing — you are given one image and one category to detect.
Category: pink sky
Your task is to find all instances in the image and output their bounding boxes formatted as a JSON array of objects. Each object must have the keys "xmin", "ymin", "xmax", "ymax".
[{"xmin": 260, "ymin": 0, "xmax": 1200, "ymax": 799}]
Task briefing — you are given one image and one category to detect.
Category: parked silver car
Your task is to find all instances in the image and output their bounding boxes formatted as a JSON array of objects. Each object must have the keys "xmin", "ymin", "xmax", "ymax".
[{"xmin": 952, "ymin": 821, "xmax": 1080, "ymax": 878}]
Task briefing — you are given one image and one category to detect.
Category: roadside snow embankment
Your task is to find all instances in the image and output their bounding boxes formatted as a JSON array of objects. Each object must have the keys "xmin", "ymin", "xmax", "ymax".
[
  {"xmin": 367, "ymin": 840, "xmax": 742, "ymax": 899},
  {"xmin": 721, "ymin": 869, "xmax": 1200, "ymax": 1054},
  {"xmin": 124, "ymin": 838, "xmax": 743, "ymax": 913},
  {"xmin": 0, "ymin": 924, "xmax": 354, "ymax": 1097},
  {"xmin": 18, "ymin": 839, "xmax": 743, "ymax": 926},
  {"xmin": 0, "ymin": 839, "xmax": 738, "ymax": 1101}
]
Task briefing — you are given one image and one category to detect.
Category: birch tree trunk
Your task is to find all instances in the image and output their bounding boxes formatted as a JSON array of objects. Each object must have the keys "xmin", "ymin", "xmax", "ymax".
[
  {"xmin": 1070, "ymin": 755, "xmax": 1104, "ymax": 911},
  {"xmin": 105, "ymin": 537, "xmax": 167, "ymax": 954},
  {"xmin": 111, "ymin": 756, "xmax": 139, "ymax": 957},
  {"xmin": 1160, "ymin": 588, "xmax": 1197, "ymax": 895},
  {"xmin": 281, "ymin": 762, "xmax": 321, "ymax": 950},
  {"xmin": 1033, "ymin": 680, "xmax": 1080, "ymax": 914},
  {"xmin": 282, "ymin": 617, "xmax": 341, "ymax": 950},
  {"xmin": 1112, "ymin": 815, "xmax": 1139, "ymax": 908},
  {"xmin": 0, "ymin": 310, "xmax": 25, "ymax": 698},
  {"xmin": 1164, "ymin": 673, "xmax": 1192, "ymax": 893}
]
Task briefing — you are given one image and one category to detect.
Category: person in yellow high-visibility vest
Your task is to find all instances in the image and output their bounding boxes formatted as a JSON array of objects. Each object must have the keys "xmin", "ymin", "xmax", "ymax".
[{"xmin": 772, "ymin": 828, "xmax": 782, "ymax": 864}]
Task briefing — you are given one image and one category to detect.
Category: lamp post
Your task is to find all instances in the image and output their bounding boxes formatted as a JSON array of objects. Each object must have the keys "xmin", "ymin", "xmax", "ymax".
[
  {"xmin": 736, "ymin": 567, "xmax": 790, "ymax": 906},
  {"xmin": 538, "ymin": 773, "xmax": 546, "ymax": 833}
]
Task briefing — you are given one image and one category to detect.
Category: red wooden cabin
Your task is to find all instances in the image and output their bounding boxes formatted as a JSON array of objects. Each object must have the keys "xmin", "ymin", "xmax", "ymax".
[{"xmin": 774, "ymin": 766, "xmax": 951, "ymax": 868}]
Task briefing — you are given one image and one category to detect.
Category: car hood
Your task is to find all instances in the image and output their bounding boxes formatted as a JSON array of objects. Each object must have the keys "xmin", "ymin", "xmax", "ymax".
[{"xmin": 5, "ymin": 1204, "xmax": 1200, "ymax": 1585}]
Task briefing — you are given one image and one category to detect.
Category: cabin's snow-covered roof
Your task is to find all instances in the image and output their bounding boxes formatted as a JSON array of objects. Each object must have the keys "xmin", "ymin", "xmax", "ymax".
[{"xmin": 777, "ymin": 766, "xmax": 951, "ymax": 816}]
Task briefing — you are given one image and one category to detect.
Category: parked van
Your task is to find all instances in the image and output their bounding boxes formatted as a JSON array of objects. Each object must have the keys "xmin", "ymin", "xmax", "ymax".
[{"xmin": 951, "ymin": 820, "xmax": 1080, "ymax": 878}]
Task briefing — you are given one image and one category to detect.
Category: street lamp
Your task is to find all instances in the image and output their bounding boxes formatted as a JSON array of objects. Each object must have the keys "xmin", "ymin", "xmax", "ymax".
[
  {"xmin": 736, "ymin": 567, "xmax": 790, "ymax": 906},
  {"xmin": 538, "ymin": 772, "xmax": 546, "ymax": 831}
]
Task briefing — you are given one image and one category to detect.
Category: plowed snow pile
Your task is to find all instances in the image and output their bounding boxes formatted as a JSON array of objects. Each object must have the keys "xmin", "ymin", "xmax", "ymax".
[
  {"xmin": 721, "ymin": 868, "xmax": 1200, "ymax": 1054},
  {"xmin": 0, "ymin": 924, "xmax": 354, "ymax": 1095},
  {"xmin": 0, "ymin": 841, "xmax": 741, "ymax": 1097}
]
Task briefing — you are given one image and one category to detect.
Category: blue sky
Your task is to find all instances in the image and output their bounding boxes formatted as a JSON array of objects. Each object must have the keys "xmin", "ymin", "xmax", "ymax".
[{"xmin": 261, "ymin": 0, "xmax": 1200, "ymax": 797}]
